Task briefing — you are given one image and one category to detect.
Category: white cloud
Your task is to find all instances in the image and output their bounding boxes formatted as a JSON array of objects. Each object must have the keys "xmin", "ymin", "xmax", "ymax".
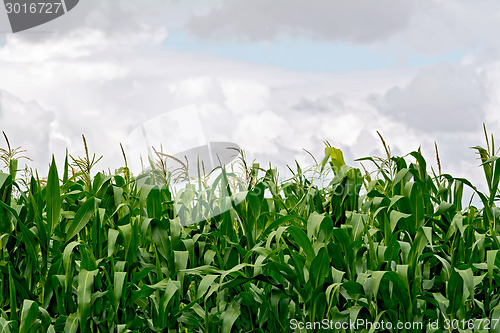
[
  {"xmin": 0, "ymin": 29, "xmax": 105, "ymax": 62},
  {"xmin": 234, "ymin": 110, "xmax": 291, "ymax": 155},
  {"xmin": 481, "ymin": 60, "xmax": 500, "ymax": 135},
  {"xmin": 0, "ymin": 90, "xmax": 55, "ymax": 172},
  {"xmin": 169, "ymin": 77, "xmax": 225, "ymax": 105},
  {"xmin": 221, "ymin": 79, "xmax": 270, "ymax": 114},
  {"xmin": 0, "ymin": 26, "xmax": 167, "ymax": 63},
  {"xmin": 399, "ymin": 0, "xmax": 500, "ymax": 56},
  {"xmin": 373, "ymin": 63, "xmax": 486, "ymax": 133}
]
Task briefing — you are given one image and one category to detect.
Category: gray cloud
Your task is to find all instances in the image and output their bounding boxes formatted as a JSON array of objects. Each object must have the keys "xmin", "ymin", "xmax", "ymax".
[
  {"xmin": 292, "ymin": 94, "xmax": 345, "ymax": 114},
  {"xmin": 185, "ymin": 0, "xmax": 418, "ymax": 43},
  {"xmin": 395, "ymin": 0, "xmax": 499, "ymax": 57},
  {"xmin": 373, "ymin": 63, "xmax": 486, "ymax": 133}
]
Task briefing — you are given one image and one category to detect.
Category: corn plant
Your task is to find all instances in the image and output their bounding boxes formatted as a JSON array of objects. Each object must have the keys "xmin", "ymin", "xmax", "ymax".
[{"xmin": 0, "ymin": 130, "xmax": 499, "ymax": 332}]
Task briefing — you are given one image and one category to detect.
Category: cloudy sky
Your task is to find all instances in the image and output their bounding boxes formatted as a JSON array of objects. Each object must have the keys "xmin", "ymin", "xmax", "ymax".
[{"xmin": 0, "ymin": 0, "xmax": 499, "ymax": 189}]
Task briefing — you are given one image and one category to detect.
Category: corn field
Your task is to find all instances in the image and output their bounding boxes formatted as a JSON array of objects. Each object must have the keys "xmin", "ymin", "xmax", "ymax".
[{"xmin": 1, "ymin": 130, "xmax": 500, "ymax": 332}]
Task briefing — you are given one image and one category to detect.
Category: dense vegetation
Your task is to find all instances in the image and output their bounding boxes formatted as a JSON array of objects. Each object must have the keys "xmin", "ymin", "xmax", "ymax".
[{"xmin": 1, "ymin": 131, "xmax": 500, "ymax": 332}]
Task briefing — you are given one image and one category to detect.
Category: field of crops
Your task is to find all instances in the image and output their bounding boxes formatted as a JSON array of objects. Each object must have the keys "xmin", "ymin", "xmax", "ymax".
[{"xmin": 1, "ymin": 131, "xmax": 500, "ymax": 333}]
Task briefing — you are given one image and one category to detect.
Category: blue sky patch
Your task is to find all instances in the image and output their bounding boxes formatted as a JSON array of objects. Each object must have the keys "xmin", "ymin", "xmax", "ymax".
[{"xmin": 164, "ymin": 31, "xmax": 466, "ymax": 73}]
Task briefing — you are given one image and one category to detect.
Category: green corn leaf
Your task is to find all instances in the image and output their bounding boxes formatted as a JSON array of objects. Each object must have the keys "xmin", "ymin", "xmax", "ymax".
[
  {"xmin": 287, "ymin": 226, "xmax": 315, "ymax": 265},
  {"xmin": 197, "ymin": 274, "xmax": 218, "ymax": 299},
  {"xmin": 19, "ymin": 300, "xmax": 39, "ymax": 333},
  {"xmin": 46, "ymin": 155, "xmax": 61, "ymax": 236},
  {"xmin": 487, "ymin": 250, "xmax": 498, "ymax": 282},
  {"xmin": 389, "ymin": 211, "xmax": 411, "ymax": 233},
  {"xmin": 491, "ymin": 303, "xmax": 500, "ymax": 333},
  {"xmin": 8, "ymin": 264, "xmax": 17, "ymax": 321},
  {"xmin": 221, "ymin": 300, "xmax": 240, "ymax": 333},
  {"xmin": 65, "ymin": 197, "xmax": 100, "ymax": 242},
  {"xmin": 77, "ymin": 269, "xmax": 98, "ymax": 331},
  {"xmin": 456, "ymin": 267, "xmax": 474, "ymax": 301},
  {"xmin": 107, "ymin": 229, "xmax": 120, "ymax": 257},
  {"xmin": 113, "ymin": 271, "xmax": 127, "ymax": 311},
  {"xmin": 0, "ymin": 317, "xmax": 14, "ymax": 333},
  {"xmin": 326, "ymin": 147, "xmax": 346, "ymax": 170},
  {"xmin": 447, "ymin": 270, "xmax": 464, "ymax": 314},
  {"xmin": 63, "ymin": 241, "xmax": 80, "ymax": 277},
  {"xmin": 146, "ymin": 187, "xmax": 162, "ymax": 219},
  {"xmin": 310, "ymin": 247, "xmax": 329, "ymax": 288},
  {"xmin": 64, "ymin": 313, "xmax": 78, "ymax": 333},
  {"xmin": 118, "ymin": 223, "xmax": 132, "ymax": 260}
]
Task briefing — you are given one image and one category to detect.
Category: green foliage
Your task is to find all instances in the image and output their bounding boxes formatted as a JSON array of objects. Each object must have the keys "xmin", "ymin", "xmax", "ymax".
[{"xmin": 0, "ymin": 131, "xmax": 499, "ymax": 332}]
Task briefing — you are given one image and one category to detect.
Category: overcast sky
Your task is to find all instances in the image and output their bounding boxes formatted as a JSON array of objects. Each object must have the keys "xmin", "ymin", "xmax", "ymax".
[{"xmin": 0, "ymin": 0, "xmax": 499, "ymax": 189}]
